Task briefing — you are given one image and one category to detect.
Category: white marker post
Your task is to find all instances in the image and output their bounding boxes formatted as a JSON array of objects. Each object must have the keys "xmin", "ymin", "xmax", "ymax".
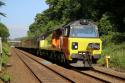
[{"xmin": 0, "ymin": 37, "xmax": 2, "ymax": 71}]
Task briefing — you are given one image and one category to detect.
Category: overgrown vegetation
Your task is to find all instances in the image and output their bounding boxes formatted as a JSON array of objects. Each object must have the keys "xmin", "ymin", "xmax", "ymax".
[
  {"xmin": 0, "ymin": 1, "xmax": 6, "ymax": 17},
  {"xmin": 0, "ymin": 43, "xmax": 10, "ymax": 82},
  {"xmin": 0, "ymin": 72, "xmax": 11, "ymax": 82},
  {"xmin": 28, "ymin": 0, "xmax": 125, "ymax": 36},
  {"xmin": 98, "ymin": 42, "xmax": 125, "ymax": 69},
  {"xmin": 0, "ymin": 1, "xmax": 9, "ymax": 41},
  {"xmin": 0, "ymin": 0, "xmax": 10, "ymax": 66},
  {"xmin": 0, "ymin": 23, "xmax": 10, "ymax": 41},
  {"xmin": 2, "ymin": 42, "xmax": 10, "ymax": 66},
  {"xmin": 98, "ymin": 32, "xmax": 125, "ymax": 69},
  {"xmin": 0, "ymin": 1, "xmax": 11, "ymax": 82}
]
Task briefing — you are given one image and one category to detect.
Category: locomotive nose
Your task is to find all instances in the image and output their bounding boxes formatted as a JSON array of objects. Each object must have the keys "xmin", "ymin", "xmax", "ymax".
[
  {"xmin": 68, "ymin": 38, "xmax": 102, "ymax": 60},
  {"xmin": 69, "ymin": 38, "xmax": 102, "ymax": 51}
]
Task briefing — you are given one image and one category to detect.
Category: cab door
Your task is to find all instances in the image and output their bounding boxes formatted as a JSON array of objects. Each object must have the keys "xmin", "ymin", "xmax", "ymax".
[{"xmin": 61, "ymin": 27, "xmax": 70, "ymax": 59}]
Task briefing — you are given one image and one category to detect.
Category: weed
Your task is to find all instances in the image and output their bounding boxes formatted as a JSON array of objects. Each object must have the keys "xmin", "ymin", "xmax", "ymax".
[{"xmin": 0, "ymin": 72, "xmax": 11, "ymax": 83}]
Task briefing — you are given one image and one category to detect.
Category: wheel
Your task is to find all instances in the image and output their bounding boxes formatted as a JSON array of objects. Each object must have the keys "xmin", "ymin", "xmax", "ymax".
[
  {"xmin": 60, "ymin": 53, "xmax": 68, "ymax": 66},
  {"xmin": 36, "ymin": 50, "xmax": 39, "ymax": 56},
  {"xmin": 92, "ymin": 59, "xmax": 98, "ymax": 64},
  {"xmin": 53, "ymin": 52, "xmax": 56, "ymax": 63}
]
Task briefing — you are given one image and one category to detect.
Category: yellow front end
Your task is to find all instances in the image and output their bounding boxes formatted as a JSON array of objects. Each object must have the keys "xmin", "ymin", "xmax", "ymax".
[{"xmin": 68, "ymin": 38, "xmax": 102, "ymax": 61}]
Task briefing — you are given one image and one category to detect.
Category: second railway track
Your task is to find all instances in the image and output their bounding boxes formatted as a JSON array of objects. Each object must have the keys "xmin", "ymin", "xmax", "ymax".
[{"xmin": 75, "ymin": 68, "xmax": 125, "ymax": 83}]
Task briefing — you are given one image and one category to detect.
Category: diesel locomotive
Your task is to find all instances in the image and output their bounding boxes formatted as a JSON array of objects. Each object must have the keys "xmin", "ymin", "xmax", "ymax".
[{"xmin": 19, "ymin": 19, "xmax": 102, "ymax": 67}]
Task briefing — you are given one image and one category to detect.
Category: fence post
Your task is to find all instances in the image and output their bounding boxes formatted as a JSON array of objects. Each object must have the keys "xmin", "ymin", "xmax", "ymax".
[{"xmin": 0, "ymin": 37, "xmax": 2, "ymax": 71}]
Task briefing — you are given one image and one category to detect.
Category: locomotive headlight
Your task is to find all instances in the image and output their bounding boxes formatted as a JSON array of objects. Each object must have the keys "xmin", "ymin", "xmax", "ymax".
[
  {"xmin": 72, "ymin": 42, "xmax": 78, "ymax": 50},
  {"xmin": 88, "ymin": 43, "xmax": 100, "ymax": 50}
]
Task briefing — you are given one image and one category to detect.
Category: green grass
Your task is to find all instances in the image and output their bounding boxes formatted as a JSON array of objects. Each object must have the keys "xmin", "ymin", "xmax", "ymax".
[{"xmin": 98, "ymin": 42, "xmax": 125, "ymax": 69}]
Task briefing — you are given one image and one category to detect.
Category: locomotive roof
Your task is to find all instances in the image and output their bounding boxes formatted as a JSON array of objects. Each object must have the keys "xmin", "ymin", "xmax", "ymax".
[
  {"xmin": 36, "ymin": 19, "xmax": 95, "ymax": 41},
  {"xmin": 64, "ymin": 19, "xmax": 95, "ymax": 27}
]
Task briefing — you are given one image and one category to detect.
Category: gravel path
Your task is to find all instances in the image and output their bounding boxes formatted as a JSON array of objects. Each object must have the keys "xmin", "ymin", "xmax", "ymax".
[{"xmin": 7, "ymin": 48, "xmax": 40, "ymax": 83}]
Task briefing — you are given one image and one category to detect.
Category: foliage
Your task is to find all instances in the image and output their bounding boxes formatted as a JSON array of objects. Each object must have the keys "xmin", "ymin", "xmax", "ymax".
[
  {"xmin": 2, "ymin": 42, "xmax": 10, "ymax": 66},
  {"xmin": 97, "ymin": 14, "xmax": 113, "ymax": 35},
  {"xmin": 0, "ymin": 23, "xmax": 10, "ymax": 41},
  {"xmin": 111, "ymin": 33, "xmax": 125, "ymax": 44},
  {"xmin": 0, "ymin": 1, "xmax": 9, "ymax": 41},
  {"xmin": 0, "ymin": 1, "xmax": 6, "ymax": 17},
  {"xmin": 98, "ymin": 42, "xmax": 125, "ymax": 69},
  {"xmin": 0, "ymin": 72, "xmax": 11, "ymax": 82},
  {"xmin": 28, "ymin": 0, "xmax": 125, "ymax": 37},
  {"xmin": 100, "ymin": 32, "xmax": 125, "ymax": 48}
]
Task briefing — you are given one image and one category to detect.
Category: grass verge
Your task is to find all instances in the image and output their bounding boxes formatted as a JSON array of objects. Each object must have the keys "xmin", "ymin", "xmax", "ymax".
[
  {"xmin": 0, "ymin": 42, "xmax": 11, "ymax": 82},
  {"xmin": 2, "ymin": 42, "xmax": 10, "ymax": 66},
  {"xmin": 98, "ymin": 35, "xmax": 125, "ymax": 70}
]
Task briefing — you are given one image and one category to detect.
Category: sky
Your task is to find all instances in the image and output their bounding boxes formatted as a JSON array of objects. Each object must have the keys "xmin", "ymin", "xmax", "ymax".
[{"xmin": 0, "ymin": 0, "xmax": 48, "ymax": 39}]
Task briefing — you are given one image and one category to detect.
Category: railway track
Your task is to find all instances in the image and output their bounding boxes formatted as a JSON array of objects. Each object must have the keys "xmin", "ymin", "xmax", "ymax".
[
  {"xmin": 74, "ymin": 68, "xmax": 125, "ymax": 83},
  {"xmin": 70, "ymin": 63, "xmax": 125, "ymax": 83},
  {"xmin": 92, "ymin": 67, "xmax": 125, "ymax": 81},
  {"xmin": 14, "ymin": 48, "xmax": 72, "ymax": 83},
  {"xmin": 14, "ymin": 48, "xmax": 125, "ymax": 83}
]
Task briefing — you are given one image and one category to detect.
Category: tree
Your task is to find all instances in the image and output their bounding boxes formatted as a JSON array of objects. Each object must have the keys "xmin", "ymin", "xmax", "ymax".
[
  {"xmin": 0, "ymin": 1, "xmax": 6, "ymax": 17},
  {"xmin": 28, "ymin": 0, "xmax": 125, "ymax": 37},
  {"xmin": 0, "ymin": 1, "xmax": 8, "ymax": 41},
  {"xmin": 0, "ymin": 23, "xmax": 10, "ymax": 41}
]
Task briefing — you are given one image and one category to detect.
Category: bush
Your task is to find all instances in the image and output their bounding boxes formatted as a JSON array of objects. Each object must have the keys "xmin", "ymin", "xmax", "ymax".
[
  {"xmin": 1, "ymin": 43, "xmax": 10, "ymax": 66},
  {"xmin": 98, "ymin": 38, "xmax": 125, "ymax": 69},
  {"xmin": 0, "ymin": 23, "xmax": 10, "ymax": 41},
  {"xmin": 97, "ymin": 14, "xmax": 113, "ymax": 35},
  {"xmin": 111, "ymin": 33, "xmax": 125, "ymax": 44}
]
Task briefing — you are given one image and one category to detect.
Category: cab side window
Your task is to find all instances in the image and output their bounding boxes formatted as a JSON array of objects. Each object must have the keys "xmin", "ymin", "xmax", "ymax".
[{"xmin": 63, "ymin": 26, "xmax": 70, "ymax": 37}]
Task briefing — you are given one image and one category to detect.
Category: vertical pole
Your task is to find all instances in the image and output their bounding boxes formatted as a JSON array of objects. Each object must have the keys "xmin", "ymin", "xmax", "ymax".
[
  {"xmin": 106, "ymin": 56, "xmax": 109, "ymax": 68},
  {"xmin": 105, "ymin": 55, "xmax": 110, "ymax": 68},
  {"xmin": 0, "ymin": 37, "xmax": 2, "ymax": 71}
]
